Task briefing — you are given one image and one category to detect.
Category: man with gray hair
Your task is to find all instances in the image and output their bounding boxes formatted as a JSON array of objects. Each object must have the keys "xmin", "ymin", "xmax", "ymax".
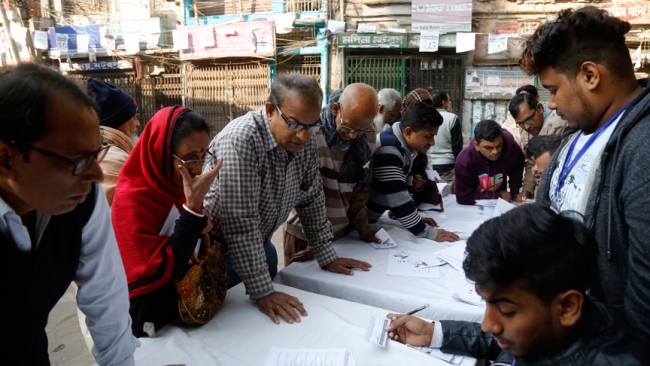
[
  {"xmin": 203, "ymin": 73, "xmax": 371, "ymax": 326},
  {"xmin": 374, "ymin": 88, "xmax": 402, "ymax": 132}
]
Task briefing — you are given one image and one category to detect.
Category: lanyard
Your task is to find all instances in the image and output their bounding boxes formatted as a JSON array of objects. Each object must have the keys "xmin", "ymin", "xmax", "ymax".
[
  {"xmin": 511, "ymin": 361, "xmax": 515, "ymax": 366},
  {"xmin": 554, "ymin": 103, "xmax": 631, "ymax": 197}
]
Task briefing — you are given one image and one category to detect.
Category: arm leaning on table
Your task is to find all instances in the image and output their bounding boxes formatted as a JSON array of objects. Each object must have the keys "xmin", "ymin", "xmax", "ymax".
[
  {"xmin": 295, "ymin": 145, "xmax": 372, "ymax": 275},
  {"xmin": 209, "ymin": 134, "xmax": 273, "ymax": 298},
  {"xmin": 75, "ymin": 186, "xmax": 139, "ymax": 366}
]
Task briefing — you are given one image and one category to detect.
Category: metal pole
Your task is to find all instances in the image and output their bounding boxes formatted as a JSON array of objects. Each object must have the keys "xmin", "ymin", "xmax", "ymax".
[{"xmin": 0, "ymin": 3, "xmax": 22, "ymax": 65}]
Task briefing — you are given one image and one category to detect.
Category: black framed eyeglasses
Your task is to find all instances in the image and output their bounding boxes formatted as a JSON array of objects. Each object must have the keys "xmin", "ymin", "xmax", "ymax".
[
  {"xmin": 337, "ymin": 103, "xmax": 373, "ymax": 134},
  {"xmin": 274, "ymin": 104, "xmax": 322, "ymax": 134},
  {"xmin": 515, "ymin": 108, "xmax": 538, "ymax": 128},
  {"xmin": 173, "ymin": 150, "xmax": 214, "ymax": 169},
  {"xmin": 18, "ymin": 144, "xmax": 110, "ymax": 176}
]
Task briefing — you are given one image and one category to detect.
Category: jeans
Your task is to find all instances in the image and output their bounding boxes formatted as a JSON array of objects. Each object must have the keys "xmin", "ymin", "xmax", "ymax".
[{"xmin": 220, "ymin": 241, "xmax": 278, "ymax": 289}]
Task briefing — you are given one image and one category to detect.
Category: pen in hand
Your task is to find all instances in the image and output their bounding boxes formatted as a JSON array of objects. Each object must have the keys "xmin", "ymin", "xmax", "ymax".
[{"xmin": 405, "ymin": 303, "xmax": 430, "ymax": 316}]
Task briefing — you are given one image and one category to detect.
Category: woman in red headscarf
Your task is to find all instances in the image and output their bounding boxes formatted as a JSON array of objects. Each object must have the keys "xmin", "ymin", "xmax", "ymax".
[{"xmin": 112, "ymin": 106, "xmax": 222, "ymax": 337}]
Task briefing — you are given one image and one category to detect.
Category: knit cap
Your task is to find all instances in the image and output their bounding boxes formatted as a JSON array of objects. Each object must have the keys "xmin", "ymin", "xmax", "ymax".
[{"xmin": 86, "ymin": 77, "xmax": 137, "ymax": 129}]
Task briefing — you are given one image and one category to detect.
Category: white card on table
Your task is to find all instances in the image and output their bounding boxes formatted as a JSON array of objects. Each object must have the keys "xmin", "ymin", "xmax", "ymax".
[
  {"xmin": 371, "ymin": 228, "xmax": 398, "ymax": 249},
  {"xmin": 365, "ymin": 314, "xmax": 389, "ymax": 347}
]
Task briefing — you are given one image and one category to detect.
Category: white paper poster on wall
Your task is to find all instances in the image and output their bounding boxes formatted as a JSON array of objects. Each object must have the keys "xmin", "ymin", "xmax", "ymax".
[
  {"xmin": 172, "ymin": 29, "xmax": 189, "ymax": 50},
  {"xmin": 76, "ymin": 34, "xmax": 90, "ymax": 53},
  {"xmin": 456, "ymin": 33, "xmax": 475, "ymax": 53},
  {"xmin": 124, "ymin": 34, "xmax": 140, "ymax": 53},
  {"xmin": 487, "ymin": 33, "xmax": 508, "ymax": 54},
  {"xmin": 33, "ymin": 30, "xmax": 49, "ymax": 50},
  {"xmin": 419, "ymin": 30, "xmax": 439, "ymax": 52}
]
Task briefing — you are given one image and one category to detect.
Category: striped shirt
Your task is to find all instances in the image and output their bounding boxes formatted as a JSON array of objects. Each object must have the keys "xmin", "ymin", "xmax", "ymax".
[
  {"xmin": 285, "ymin": 129, "xmax": 377, "ymax": 241},
  {"xmin": 203, "ymin": 108, "xmax": 338, "ymax": 297},
  {"xmin": 367, "ymin": 123, "xmax": 438, "ymax": 240}
]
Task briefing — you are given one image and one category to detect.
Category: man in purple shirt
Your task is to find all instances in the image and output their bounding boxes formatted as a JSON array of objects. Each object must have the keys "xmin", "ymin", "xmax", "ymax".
[{"xmin": 454, "ymin": 120, "xmax": 525, "ymax": 205}]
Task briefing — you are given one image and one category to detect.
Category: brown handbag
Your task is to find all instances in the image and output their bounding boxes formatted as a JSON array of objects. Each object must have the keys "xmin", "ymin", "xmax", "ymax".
[{"xmin": 175, "ymin": 234, "xmax": 228, "ymax": 325}]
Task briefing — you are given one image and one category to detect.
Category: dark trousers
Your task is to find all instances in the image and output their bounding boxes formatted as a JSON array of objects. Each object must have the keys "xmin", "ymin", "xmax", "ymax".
[
  {"xmin": 129, "ymin": 283, "xmax": 180, "ymax": 338},
  {"xmin": 221, "ymin": 241, "xmax": 278, "ymax": 289}
]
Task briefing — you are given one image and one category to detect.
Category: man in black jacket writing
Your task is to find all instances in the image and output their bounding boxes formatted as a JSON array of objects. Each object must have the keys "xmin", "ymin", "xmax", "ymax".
[{"xmin": 385, "ymin": 204, "xmax": 642, "ymax": 365}]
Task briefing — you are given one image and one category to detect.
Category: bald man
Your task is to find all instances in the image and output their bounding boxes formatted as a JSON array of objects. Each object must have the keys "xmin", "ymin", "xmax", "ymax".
[{"xmin": 285, "ymin": 84, "xmax": 382, "ymax": 264}]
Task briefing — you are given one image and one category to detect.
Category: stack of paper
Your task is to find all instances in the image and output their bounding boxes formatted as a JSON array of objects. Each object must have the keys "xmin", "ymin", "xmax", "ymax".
[
  {"xmin": 409, "ymin": 345, "xmax": 464, "ymax": 364},
  {"xmin": 434, "ymin": 242, "xmax": 467, "ymax": 272},
  {"xmin": 264, "ymin": 347, "xmax": 357, "ymax": 366},
  {"xmin": 452, "ymin": 279, "xmax": 485, "ymax": 307},
  {"xmin": 493, "ymin": 197, "xmax": 515, "ymax": 217}
]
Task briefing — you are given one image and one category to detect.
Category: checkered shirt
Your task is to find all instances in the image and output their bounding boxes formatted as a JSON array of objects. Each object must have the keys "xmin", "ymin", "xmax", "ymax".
[{"xmin": 203, "ymin": 108, "xmax": 338, "ymax": 297}]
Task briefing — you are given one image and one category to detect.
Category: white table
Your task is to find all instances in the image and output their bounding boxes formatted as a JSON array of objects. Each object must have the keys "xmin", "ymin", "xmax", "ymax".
[
  {"xmin": 275, "ymin": 195, "xmax": 488, "ymax": 323},
  {"xmin": 128, "ymin": 283, "xmax": 476, "ymax": 366}
]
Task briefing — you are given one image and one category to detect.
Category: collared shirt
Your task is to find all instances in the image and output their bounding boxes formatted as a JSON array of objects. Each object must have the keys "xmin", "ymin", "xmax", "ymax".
[
  {"xmin": 0, "ymin": 184, "xmax": 139, "ymax": 366},
  {"xmin": 204, "ymin": 108, "xmax": 338, "ymax": 298}
]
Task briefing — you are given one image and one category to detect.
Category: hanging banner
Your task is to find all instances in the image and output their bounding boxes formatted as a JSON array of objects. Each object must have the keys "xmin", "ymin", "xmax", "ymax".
[
  {"xmin": 179, "ymin": 21, "xmax": 274, "ymax": 60},
  {"xmin": 412, "ymin": 0, "xmax": 472, "ymax": 33}
]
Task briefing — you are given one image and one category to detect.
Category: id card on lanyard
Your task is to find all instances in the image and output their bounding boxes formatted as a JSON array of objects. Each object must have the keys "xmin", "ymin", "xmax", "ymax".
[{"xmin": 552, "ymin": 103, "xmax": 631, "ymax": 205}]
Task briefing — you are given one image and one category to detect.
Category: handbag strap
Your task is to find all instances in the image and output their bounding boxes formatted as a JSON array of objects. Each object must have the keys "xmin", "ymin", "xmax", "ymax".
[{"xmin": 190, "ymin": 233, "xmax": 212, "ymax": 265}]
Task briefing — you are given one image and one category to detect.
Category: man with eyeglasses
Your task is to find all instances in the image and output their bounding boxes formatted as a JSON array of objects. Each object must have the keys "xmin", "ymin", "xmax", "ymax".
[
  {"xmin": 0, "ymin": 64, "xmax": 139, "ymax": 364},
  {"xmin": 203, "ymin": 73, "xmax": 371, "ymax": 325},
  {"xmin": 284, "ymin": 84, "xmax": 383, "ymax": 265},
  {"xmin": 508, "ymin": 88, "xmax": 566, "ymax": 201}
]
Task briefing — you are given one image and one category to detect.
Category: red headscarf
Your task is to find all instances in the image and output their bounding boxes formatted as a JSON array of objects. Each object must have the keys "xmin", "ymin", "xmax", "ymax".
[{"xmin": 112, "ymin": 106, "xmax": 189, "ymax": 298}]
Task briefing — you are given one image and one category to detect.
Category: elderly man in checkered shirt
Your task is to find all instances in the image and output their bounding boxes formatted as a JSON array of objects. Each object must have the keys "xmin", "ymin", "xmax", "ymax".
[{"xmin": 203, "ymin": 73, "xmax": 371, "ymax": 325}]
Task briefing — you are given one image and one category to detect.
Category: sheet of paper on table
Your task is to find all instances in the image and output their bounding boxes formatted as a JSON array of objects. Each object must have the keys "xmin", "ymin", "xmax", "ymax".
[
  {"xmin": 264, "ymin": 347, "xmax": 357, "ymax": 366},
  {"xmin": 493, "ymin": 197, "xmax": 515, "ymax": 217},
  {"xmin": 410, "ymin": 345, "xmax": 464, "ymax": 364},
  {"xmin": 418, "ymin": 202, "xmax": 444, "ymax": 212},
  {"xmin": 387, "ymin": 250, "xmax": 443, "ymax": 277},
  {"xmin": 475, "ymin": 199, "xmax": 497, "ymax": 207},
  {"xmin": 451, "ymin": 273, "xmax": 485, "ymax": 307},
  {"xmin": 371, "ymin": 228, "xmax": 398, "ymax": 249},
  {"xmin": 435, "ymin": 242, "xmax": 467, "ymax": 272},
  {"xmin": 365, "ymin": 314, "xmax": 390, "ymax": 347}
]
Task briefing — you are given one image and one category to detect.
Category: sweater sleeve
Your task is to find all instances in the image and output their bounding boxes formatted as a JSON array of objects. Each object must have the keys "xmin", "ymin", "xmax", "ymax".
[
  {"xmin": 372, "ymin": 146, "xmax": 427, "ymax": 236},
  {"xmin": 450, "ymin": 116, "xmax": 463, "ymax": 159},
  {"xmin": 522, "ymin": 156, "xmax": 536, "ymax": 195},
  {"xmin": 454, "ymin": 156, "xmax": 499, "ymax": 205},
  {"xmin": 169, "ymin": 209, "xmax": 208, "ymax": 280},
  {"xmin": 348, "ymin": 182, "xmax": 372, "ymax": 237},
  {"xmin": 508, "ymin": 145, "xmax": 526, "ymax": 196}
]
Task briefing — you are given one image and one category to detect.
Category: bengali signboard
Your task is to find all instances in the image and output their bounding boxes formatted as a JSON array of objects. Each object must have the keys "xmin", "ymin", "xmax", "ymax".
[
  {"xmin": 179, "ymin": 21, "xmax": 275, "ymax": 60},
  {"xmin": 412, "ymin": 0, "xmax": 472, "ymax": 33},
  {"xmin": 337, "ymin": 32, "xmax": 407, "ymax": 48},
  {"xmin": 60, "ymin": 60, "xmax": 133, "ymax": 72},
  {"xmin": 603, "ymin": 4, "xmax": 647, "ymax": 22}
]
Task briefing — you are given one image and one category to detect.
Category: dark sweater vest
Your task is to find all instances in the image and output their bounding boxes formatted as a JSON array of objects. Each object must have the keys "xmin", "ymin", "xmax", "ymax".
[{"xmin": 0, "ymin": 185, "xmax": 96, "ymax": 365}]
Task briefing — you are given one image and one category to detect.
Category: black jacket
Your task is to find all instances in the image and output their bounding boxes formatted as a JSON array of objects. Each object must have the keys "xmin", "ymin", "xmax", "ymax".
[
  {"xmin": 439, "ymin": 299, "xmax": 643, "ymax": 365},
  {"xmin": 537, "ymin": 79, "xmax": 650, "ymax": 342}
]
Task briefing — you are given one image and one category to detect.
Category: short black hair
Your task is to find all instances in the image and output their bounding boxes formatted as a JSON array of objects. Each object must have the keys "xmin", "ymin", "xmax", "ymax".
[
  {"xmin": 508, "ymin": 93, "xmax": 538, "ymax": 119},
  {"xmin": 464, "ymin": 204, "xmax": 598, "ymax": 301},
  {"xmin": 431, "ymin": 91, "xmax": 450, "ymax": 108},
  {"xmin": 170, "ymin": 110, "xmax": 210, "ymax": 155},
  {"xmin": 515, "ymin": 85, "xmax": 538, "ymax": 97},
  {"xmin": 0, "ymin": 63, "xmax": 98, "ymax": 159},
  {"xmin": 268, "ymin": 73, "xmax": 322, "ymax": 108},
  {"xmin": 520, "ymin": 6, "xmax": 632, "ymax": 79},
  {"xmin": 401, "ymin": 102, "xmax": 443, "ymax": 132},
  {"xmin": 526, "ymin": 135, "xmax": 562, "ymax": 160},
  {"xmin": 474, "ymin": 120, "xmax": 503, "ymax": 143}
]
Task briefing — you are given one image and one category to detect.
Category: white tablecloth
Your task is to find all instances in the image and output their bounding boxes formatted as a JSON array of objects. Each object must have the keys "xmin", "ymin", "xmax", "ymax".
[
  {"xmin": 275, "ymin": 195, "xmax": 488, "ymax": 323},
  {"xmin": 129, "ymin": 283, "xmax": 476, "ymax": 366}
]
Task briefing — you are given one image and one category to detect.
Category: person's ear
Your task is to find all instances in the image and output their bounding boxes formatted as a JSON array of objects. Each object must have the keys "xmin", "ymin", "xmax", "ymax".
[
  {"xmin": 265, "ymin": 102, "xmax": 276, "ymax": 120},
  {"xmin": 378, "ymin": 105, "xmax": 385, "ymax": 115},
  {"xmin": 473, "ymin": 140, "xmax": 480, "ymax": 151},
  {"xmin": 403, "ymin": 126, "xmax": 413, "ymax": 137},
  {"xmin": 578, "ymin": 62, "xmax": 601, "ymax": 92},
  {"xmin": 332, "ymin": 102, "xmax": 341, "ymax": 117},
  {"xmin": 0, "ymin": 141, "xmax": 17, "ymax": 179},
  {"xmin": 555, "ymin": 290, "xmax": 584, "ymax": 328}
]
